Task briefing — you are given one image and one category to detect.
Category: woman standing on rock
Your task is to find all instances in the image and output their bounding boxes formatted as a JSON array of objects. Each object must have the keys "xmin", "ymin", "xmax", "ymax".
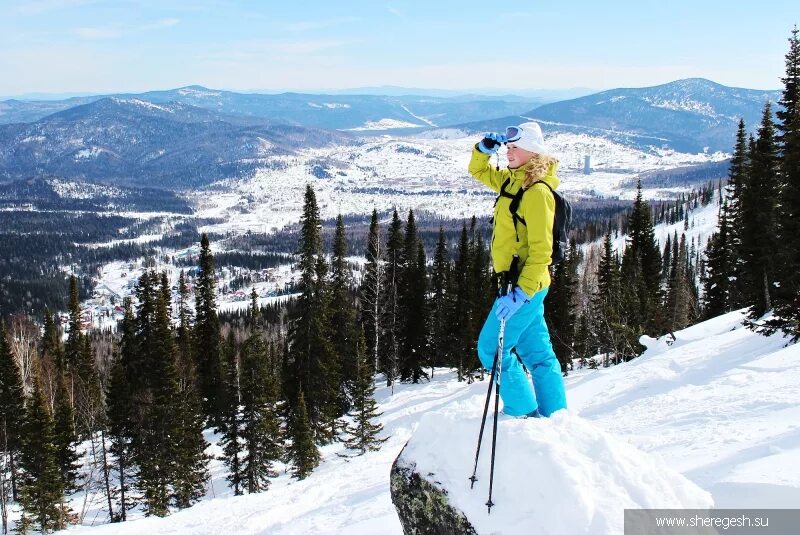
[{"xmin": 467, "ymin": 122, "xmax": 567, "ymax": 418}]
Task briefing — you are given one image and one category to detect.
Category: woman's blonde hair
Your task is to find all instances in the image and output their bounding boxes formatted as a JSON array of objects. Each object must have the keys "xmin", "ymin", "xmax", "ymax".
[{"xmin": 522, "ymin": 153, "xmax": 558, "ymax": 189}]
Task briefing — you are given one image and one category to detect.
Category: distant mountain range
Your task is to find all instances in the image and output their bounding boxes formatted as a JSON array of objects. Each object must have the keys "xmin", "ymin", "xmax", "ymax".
[
  {"xmin": 0, "ymin": 78, "xmax": 782, "ymax": 189},
  {"xmin": 456, "ymin": 78, "xmax": 780, "ymax": 153},
  {"xmin": 0, "ymin": 87, "xmax": 541, "ymax": 129},
  {"xmin": 0, "ymin": 97, "xmax": 353, "ymax": 188}
]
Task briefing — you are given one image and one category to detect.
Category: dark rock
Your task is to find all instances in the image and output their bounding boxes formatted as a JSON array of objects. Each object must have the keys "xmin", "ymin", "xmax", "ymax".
[{"xmin": 390, "ymin": 447, "xmax": 478, "ymax": 535}]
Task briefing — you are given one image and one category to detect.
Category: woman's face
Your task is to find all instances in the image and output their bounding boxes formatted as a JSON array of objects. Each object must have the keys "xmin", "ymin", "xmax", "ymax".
[{"xmin": 506, "ymin": 143, "xmax": 537, "ymax": 169}]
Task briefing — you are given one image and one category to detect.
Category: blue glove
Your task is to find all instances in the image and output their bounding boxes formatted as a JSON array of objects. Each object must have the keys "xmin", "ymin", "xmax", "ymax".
[
  {"xmin": 477, "ymin": 132, "xmax": 507, "ymax": 154},
  {"xmin": 495, "ymin": 287, "xmax": 531, "ymax": 320}
]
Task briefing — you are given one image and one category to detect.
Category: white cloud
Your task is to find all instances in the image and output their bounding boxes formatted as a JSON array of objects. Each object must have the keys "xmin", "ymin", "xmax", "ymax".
[
  {"xmin": 71, "ymin": 18, "xmax": 180, "ymax": 40},
  {"xmin": 387, "ymin": 6, "xmax": 404, "ymax": 18},
  {"xmin": 283, "ymin": 16, "xmax": 358, "ymax": 32},
  {"xmin": 15, "ymin": 0, "xmax": 93, "ymax": 15}
]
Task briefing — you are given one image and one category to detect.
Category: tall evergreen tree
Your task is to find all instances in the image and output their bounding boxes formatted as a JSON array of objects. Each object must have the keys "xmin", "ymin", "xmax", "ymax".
[
  {"xmin": 41, "ymin": 309, "xmax": 63, "ymax": 374},
  {"xmin": 288, "ymin": 184, "xmax": 338, "ymax": 441},
  {"xmin": 665, "ymin": 234, "xmax": 694, "ymax": 331},
  {"xmin": 344, "ymin": 329, "xmax": 386, "ymax": 455},
  {"xmin": 175, "ymin": 271, "xmax": 195, "ymax": 387},
  {"xmin": 18, "ymin": 379, "xmax": 65, "ymax": 533},
  {"xmin": 287, "ymin": 389, "xmax": 319, "ymax": 480},
  {"xmin": 429, "ymin": 227, "xmax": 450, "ymax": 375},
  {"xmin": 469, "ymin": 224, "xmax": 494, "ymax": 349},
  {"xmin": 52, "ymin": 374, "xmax": 79, "ymax": 497},
  {"xmin": 64, "ymin": 275, "xmax": 82, "ymax": 373},
  {"xmin": 240, "ymin": 332, "xmax": 282, "ymax": 493},
  {"xmin": 220, "ymin": 328, "xmax": 244, "ymax": 496},
  {"xmin": 105, "ymin": 300, "xmax": 136, "ymax": 522},
  {"xmin": 772, "ymin": 27, "xmax": 800, "ymax": 340},
  {"xmin": 379, "ymin": 210, "xmax": 404, "ymax": 386},
  {"xmin": 726, "ymin": 119, "xmax": 749, "ymax": 309},
  {"xmin": 135, "ymin": 272, "xmax": 207, "ymax": 516},
  {"xmin": 623, "ymin": 181, "xmax": 663, "ymax": 334},
  {"xmin": 450, "ymin": 224, "xmax": 476, "ymax": 381},
  {"xmin": 0, "ymin": 321, "xmax": 25, "ymax": 502},
  {"xmin": 398, "ymin": 210, "xmax": 428, "ymax": 383},
  {"xmin": 593, "ymin": 231, "xmax": 620, "ymax": 357},
  {"xmin": 195, "ymin": 233, "xmax": 225, "ymax": 425},
  {"xmin": 545, "ymin": 239, "xmax": 579, "ymax": 373},
  {"xmin": 75, "ymin": 335, "xmax": 102, "ymax": 437},
  {"xmin": 740, "ymin": 102, "xmax": 781, "ymax": 319},
  {"xmin": 330, "ymin": 214, "xmax": 358, "ymax": 412},
  {"xmin": 702, "ymin": 201, "xmax": 734, "ymax": 318}
]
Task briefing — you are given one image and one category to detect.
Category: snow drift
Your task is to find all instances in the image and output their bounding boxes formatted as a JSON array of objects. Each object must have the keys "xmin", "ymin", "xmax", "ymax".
[{"xmin": 393, "ymin": 406, "xmax": 712, "ymax": 534}]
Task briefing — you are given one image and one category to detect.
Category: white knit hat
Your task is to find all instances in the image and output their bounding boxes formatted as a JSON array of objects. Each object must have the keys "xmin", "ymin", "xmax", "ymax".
[{"xmin": 507, "ymin": 121, "xmax": 550, "ymax": 156}]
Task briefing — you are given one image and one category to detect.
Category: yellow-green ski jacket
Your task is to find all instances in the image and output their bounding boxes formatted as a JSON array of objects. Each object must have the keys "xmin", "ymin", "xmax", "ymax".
[{"xmin": 468, "ymin": 147, "xmax": 559, "ymax": 296}]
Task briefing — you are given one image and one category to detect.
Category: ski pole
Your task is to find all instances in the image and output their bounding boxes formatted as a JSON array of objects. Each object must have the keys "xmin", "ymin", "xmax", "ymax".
[
  {"xmin": 469, "ymin": 329, "xmax": 500, "ymax": 489},
  {"xmin": 486, "ymin": 318, "xmax": 505, "ymax": 513}
]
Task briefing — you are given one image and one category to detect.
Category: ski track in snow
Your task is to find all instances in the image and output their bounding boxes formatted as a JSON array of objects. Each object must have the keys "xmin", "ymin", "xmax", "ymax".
[{"xmin": 59, "ymin": 311, "xmax": 800, "ymax": 535}]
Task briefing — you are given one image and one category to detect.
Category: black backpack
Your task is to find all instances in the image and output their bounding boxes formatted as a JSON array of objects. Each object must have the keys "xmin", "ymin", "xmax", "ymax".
[{"xmin": 495, "ymin": 178, "xmax": 572, "ymax": 264}]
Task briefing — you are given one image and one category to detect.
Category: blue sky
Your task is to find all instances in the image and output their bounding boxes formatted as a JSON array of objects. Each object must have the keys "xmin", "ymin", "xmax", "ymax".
[{"xmin": 1, "ymin": 0, "xmax": 798, "ymax": 96}]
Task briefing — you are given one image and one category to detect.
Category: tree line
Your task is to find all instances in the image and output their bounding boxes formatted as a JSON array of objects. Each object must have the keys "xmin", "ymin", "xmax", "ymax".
[{"xmin": 702, "ymin": 27, "xmax": 800, "ymax": 341}]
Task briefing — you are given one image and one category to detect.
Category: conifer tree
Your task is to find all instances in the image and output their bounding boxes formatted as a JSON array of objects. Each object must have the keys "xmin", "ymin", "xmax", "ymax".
[
  {"xmin": 726, "ymin": 119, "xmax": 749, "ymax": 309},
  {"xmin": 0, "ymin": 321, "xmax": 25, "ymax": 502},
  {"xmin": 175, "ymin": 271, "xmax": 195, "ymax": 386},
  {"xmin": 399, "ymin": 210, "xmax": 428, "ymax": 383},
  {"xmin": 288, "ymin": 184, "xmax": 338, "ymax": 440},
  {"xmin": 18, "ymin": 379, "xmax": 65, "ymax": 533},
  {"xmin": 41, "ymin": 309, "xmax": 63, "ymax": 374},
  {"xmin": 624, "ymin": 181, "xmax": 663, "ymax": 334},
  {"xmin": 450, "ymin": 224, "xmax": 476, "ymax": 381},
  {"xmin": 240, "ymin": 331, "xmax": 282, "ymax": 493},
  {"xmin": 545, "ymin": 240, "xmax": 579, "ymax": 373},
  {"xmin": 740, "ymin": 102, "xmax": 780, "ymax": 319},
  {"xmin": 379, "ymin": 210, "xmax": 404, "ymax": 386},
  {"xmin": 344, "ymin": 329, "xmax": 386, "ymax": 455},
  {"xmin": 665, "ymin": 234, "xmax": 694, "ymax": 331},
  {"xmin": 75, "ymin": 335, "xmax": 102, "ymax": 437},
  {"xmin": 105, "ymin": 301, "xmax": 136, "ymax": 522},
  {"xmin": 330, "ymin": 214, "xmax": 358, "ymax": 412},
  {"xmin": 772, "ymin": 27, "xmax": 800, "ymax": 339},
  {"xmin": 429, "ymin": 227, "xmax": 450, "ymax": 375},
  {"xmin": 702, "ymin": 201, "xmax": 734, "ymax": 318},
  {"xmin": 52, "ymin": 374, "xmax": 79, "ymax": 497},
  {"xmin": 220, "ymin": 328, "xmax": 243, "ymax": 496},
  {"xmin": 360, "ymin": 209, "xmax": 384, "ymax": 375},
  {"xmin": 593, "ymin": 232, "xmax": 620, "ymax": 357},
  {"xmin": 64, "ymin": 275, "xmax": 82, "ymax": 373},
  {"xmin": 288, "ymin": 389, "xmax": 319, "ymax": 480},
  {"xmin": 170, "ymin": 271, "xmax": 209, "ymax": 510},
  {"xmin": 135, "ymin": 272, "xmax": 203, "ymax": 516},
  {"xmin": 195, "ymin": 233, "xmax": 225, "ymax": 425},
  {"xmin": 469, "ymin": 224, "xmax": 494, "ymax": 347},
  {"xmin": 171, "ymin": 371, "xmax": 209, "ymax": 509}
]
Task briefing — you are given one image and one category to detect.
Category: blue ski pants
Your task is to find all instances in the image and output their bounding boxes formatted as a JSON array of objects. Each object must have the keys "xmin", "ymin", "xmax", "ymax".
[{"xmin": 477, "ymin": 287, "xmax": 567, "ymax": 417}]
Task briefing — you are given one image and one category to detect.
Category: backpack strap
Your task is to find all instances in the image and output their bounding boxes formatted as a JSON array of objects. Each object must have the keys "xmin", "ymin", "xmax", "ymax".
[{"xmin": 493, "ymin": 177, "xmax": 515, "ymax": 208}]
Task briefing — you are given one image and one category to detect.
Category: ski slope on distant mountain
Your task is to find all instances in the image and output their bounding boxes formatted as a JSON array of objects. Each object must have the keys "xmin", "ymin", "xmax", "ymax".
[{"xmin": 63, "ymin": 311, "xmax": 799, "ymax": 535}]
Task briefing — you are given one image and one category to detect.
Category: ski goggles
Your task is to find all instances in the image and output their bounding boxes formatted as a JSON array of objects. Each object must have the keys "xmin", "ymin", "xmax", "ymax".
[{"xmin": 505, "ymin": 126, "xmax": 522, "ymax": 143}]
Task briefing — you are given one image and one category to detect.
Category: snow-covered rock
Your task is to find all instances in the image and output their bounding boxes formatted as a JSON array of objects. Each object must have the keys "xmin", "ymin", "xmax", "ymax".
[{"xmin": 392, "ymin": 407, "xmax": 712, "ymax": 534}]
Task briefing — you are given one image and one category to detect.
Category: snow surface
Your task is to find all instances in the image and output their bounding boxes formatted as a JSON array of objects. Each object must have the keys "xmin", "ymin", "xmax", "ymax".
[
  {"xmin": 347, "ymin": 118, "xmax": 425, "ymax": 130},
  {"xmin": 402, "ymin": 410, "xmax": 711, "ymax": 535},
  {"xmin": 59, "ymin": 311, "xmax": 800, "ymax": 535}
]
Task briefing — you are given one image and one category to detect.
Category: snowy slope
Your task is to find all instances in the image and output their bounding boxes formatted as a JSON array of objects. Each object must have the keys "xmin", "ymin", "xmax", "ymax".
[{"xmin": 62, "ymin": 311, "xmax": 799, "ymax": 534}]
